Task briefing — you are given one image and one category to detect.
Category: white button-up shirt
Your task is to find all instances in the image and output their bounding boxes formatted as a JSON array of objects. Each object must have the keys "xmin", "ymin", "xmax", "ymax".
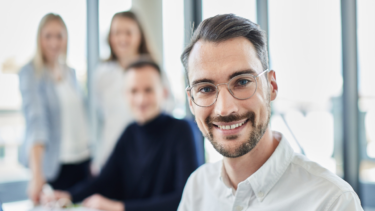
[{"xmin": 178, "ymin": 133, "xmax": 363, "ymax": 211}]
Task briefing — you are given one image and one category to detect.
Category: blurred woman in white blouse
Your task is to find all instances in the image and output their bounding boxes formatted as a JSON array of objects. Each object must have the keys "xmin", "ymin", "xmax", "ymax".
[
  {"xmin": 18, "ymin": 13, "xmax": 91, "ymax": 204},
  {"xmin": 93, "ymin": 11, "xmax": 173, "ymax": 171}
]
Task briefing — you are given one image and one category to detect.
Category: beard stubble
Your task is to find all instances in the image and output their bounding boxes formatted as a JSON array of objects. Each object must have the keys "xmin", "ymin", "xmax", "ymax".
[{"xmin": 204, "ymin": 103, "xmax": 271, "ymax": 158}]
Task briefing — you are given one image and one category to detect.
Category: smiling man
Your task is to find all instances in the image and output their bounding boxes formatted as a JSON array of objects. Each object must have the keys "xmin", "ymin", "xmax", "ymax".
[{"xmin": 177, "ymin": 14, "xmax": 363, "ymax": 211}]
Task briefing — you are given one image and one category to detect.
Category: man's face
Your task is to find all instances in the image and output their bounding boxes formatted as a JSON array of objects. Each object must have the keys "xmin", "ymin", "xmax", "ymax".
[
  {"xmin": 125, "ymin": 66, "xmax": 165, "ymax": 124},
  {"xmin": 187, "ymin": 37, "xmax": 277, "ymax": 158}
]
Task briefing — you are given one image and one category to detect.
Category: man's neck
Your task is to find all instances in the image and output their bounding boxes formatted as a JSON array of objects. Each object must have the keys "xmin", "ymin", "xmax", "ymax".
[
  {"xmin": 135, "ymin": 110, "xmax": 162, "ymax": 126},
  {"xmin": 223, "ymin": 128, "xmax": 280, "ymax": 190}
]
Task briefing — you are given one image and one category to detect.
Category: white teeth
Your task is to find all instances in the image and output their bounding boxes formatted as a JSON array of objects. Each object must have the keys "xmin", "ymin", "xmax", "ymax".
[{"xmin": 218, "ymin": 122, "xmax": 246, "ymax": 130}]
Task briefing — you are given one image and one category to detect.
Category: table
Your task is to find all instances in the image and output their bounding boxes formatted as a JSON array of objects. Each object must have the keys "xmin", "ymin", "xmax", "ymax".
[
  {"xmin": 2, "ymin": 200, "xmax": 102, "ymax": 211},
  {"xmin": 31, "ymin": 208, "xmax": 101, "ymax": 211}
]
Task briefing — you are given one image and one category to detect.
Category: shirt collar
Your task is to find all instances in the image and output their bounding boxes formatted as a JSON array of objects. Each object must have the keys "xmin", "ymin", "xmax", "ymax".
[
  {"xmin": 219, "ymin": 163, "xmax": 235, "ymax": 197},
  {"xmin": 219, "ymin": 132, "xmax": 295, "ymax": 202}
]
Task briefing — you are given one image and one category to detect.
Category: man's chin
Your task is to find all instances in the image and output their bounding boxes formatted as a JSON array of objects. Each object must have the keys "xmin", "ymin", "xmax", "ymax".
[
  {"xmin": 224, "ymin": 135, "xmax": 239, "ymax": 140},
  {"xmin": 213, "ymin": 131, "xmax": 244, "ymax": 141},
  {"xmin": 210, "ymin": 138, "xmax": 251, "ymax": 158},
  {"xmin": 134, "ymin": 114, "xmax": 149, "ymax": 124},
  {"xmin": 214, "ymin": 138, "xmax": 246, "ymax": 147}
]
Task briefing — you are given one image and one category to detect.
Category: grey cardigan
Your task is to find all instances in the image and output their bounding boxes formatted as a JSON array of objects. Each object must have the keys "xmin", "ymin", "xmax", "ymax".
[{"xmin": 18, "ymin": 62, "xmax": 87, "ymax": 181}]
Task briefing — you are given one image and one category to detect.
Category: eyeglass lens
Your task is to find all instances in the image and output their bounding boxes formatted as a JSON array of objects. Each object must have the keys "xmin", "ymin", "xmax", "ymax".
[{"xmin": 190, "ymin": 74, "xmax": 257, "ymax": 107}]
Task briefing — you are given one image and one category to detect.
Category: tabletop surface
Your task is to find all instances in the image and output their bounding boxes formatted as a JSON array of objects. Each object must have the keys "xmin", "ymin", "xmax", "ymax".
[
  {"xmin": 31, "ymin": 208, "xmax": 100, "ymax": 211},
  {"xmin": 3, "ymin": 200, "xmax": 101, "ymax": 211}
]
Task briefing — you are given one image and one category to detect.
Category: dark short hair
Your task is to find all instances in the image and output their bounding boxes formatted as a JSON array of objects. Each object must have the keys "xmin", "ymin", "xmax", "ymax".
[
  {"xmin": 181, "ymin": 14, "xmax": 269, "ymax": 84},
  {"xmin": 125, "ymin": 56, "xmax": 161, "ymax": 76}
]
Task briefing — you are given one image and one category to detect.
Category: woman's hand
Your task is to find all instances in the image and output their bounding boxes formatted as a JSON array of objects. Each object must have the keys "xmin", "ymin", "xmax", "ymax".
[
  {"xmin": 40, "ymin": 190, "xmax": 72, "ymax": 208},
  {"xmin": 83, "ymin": 194, "xmax": 125, "ymax": 211},
  {"xmin": 27, "ymin": 174, "xmax": 45, "ymax": 204}
]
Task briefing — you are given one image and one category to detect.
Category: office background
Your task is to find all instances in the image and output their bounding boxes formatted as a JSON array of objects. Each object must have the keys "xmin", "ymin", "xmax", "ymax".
[{"xmin": 0, "ymin": 0, "xmax": 374, "ymax": 210}]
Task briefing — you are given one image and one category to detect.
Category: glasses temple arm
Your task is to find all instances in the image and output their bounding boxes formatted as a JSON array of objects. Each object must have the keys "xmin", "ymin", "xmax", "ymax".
[{"xmin": 256, "ymin": 69, "xmax": 270, "ymax": 78}]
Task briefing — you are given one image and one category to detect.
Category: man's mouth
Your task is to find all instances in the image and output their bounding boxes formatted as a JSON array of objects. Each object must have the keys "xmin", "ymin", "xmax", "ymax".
[{"xmin": 212, "ymin": 119, "xmax": 249, "ymax": 130}]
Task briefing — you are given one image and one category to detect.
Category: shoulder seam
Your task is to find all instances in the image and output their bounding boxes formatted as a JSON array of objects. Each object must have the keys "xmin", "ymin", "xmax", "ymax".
[
  {"xmin": 291, "ymin": 157, "xmax": 351, "ymax": 193},
  {"xmin": 325, "ymin": 191, "xmax": 356, "ymax": 211}
]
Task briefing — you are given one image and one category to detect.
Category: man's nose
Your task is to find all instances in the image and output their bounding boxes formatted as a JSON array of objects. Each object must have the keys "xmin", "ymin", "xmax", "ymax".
[
  {"xmin": 136, "ymin": 93, "xmax": 147, "ymax": 104},
  {"xmin": 214, "ymin": 85, "xmax": 238, "ymax": 116}
]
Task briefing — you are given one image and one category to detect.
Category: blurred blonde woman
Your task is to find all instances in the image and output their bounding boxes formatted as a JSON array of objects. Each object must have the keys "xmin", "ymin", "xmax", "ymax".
[
  {"xmin": 18, "ymin": 13, "xmax": 91, "ymax": 204},
  {"xmin": 93, "ymin": 11, "xmax": 174, "ymax": 171}
]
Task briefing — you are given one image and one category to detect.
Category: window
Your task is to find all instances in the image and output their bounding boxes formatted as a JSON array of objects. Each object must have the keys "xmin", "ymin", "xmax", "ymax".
[
  {"xmin": 358, "ymin": 0, "xmax": 375, "ymax": 183},
  {"xmin": 268, "ymin": 0, "xmax": 342, "ymax": 175},
  {"xmin": 202, "ymin": 0, "xmax": 256, "ymax": 22},
  {"xmin": 163, "ymin": 0, "xmax": 186, "ymax": 119}
]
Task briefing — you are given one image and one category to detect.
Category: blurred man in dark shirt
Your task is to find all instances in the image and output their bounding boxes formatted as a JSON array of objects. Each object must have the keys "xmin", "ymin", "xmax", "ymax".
[{"xmin": 43, "ymin": 59, "xmax": 203, "ymax": 211}]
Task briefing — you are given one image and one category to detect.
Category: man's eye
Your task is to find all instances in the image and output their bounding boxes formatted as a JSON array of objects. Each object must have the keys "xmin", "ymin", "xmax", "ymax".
[
  {"xmin": 237, "ymin": 79, "xmax": 251, "ymax": 86},
  {"xmin": 199, "ymin": 86, "xmax": 215, "ymax": 93}
]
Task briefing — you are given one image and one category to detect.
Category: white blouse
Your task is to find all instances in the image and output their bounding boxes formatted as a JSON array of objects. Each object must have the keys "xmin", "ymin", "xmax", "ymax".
[
  {"xmin": 93, "ymin": 61, "xmax": 134, "ymax": 169},
  {"xmin": 56, "ymin": 77, "xmax": 90, "ymax": 164}
]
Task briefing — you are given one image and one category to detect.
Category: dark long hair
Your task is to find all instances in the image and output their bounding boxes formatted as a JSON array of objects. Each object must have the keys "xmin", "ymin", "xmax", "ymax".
[{"xmin": 107, "ymin": 11, "xmax": 150, "ymax": 61}]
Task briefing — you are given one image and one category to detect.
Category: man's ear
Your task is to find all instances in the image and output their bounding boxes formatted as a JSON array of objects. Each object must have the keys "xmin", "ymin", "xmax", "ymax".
[
  {"xmin": 163, "ymin": 87, "xmax": 169, "ymax": 99},
  {"xmin": 187, "ymin": 91, "xmax": 195, "ymax": 115},
  {"xmin": 268, "ymin": 70, "xmax": 278, "ymax": 101}
]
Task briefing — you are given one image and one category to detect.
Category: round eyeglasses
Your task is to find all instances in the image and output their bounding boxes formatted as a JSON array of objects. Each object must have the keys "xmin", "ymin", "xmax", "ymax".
[{"xmin": 186, "ymin": 69, "xmax": 270, "ymax": 107}]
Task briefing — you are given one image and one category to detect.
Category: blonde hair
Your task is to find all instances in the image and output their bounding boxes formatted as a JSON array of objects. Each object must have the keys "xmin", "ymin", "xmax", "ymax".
[{"xmin": 33, "ymin": 13, "xmax": 68, "ymax": 74}]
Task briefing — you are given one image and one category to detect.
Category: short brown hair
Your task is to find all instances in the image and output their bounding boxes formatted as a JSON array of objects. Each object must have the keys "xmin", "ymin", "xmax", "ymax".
[
  {"xmin": 125, "ymin": 56, "xmax": 161, "ymax": 76},
  {"xmin": 181, "ymin": 14, "xmax": 269, "ymax": 84}
]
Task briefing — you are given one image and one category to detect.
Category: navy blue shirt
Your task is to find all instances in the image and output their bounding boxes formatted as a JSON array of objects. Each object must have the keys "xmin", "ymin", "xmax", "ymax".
[{"xmin": 69, "ymin": 114, "xmax": 202, "ymax": 211}]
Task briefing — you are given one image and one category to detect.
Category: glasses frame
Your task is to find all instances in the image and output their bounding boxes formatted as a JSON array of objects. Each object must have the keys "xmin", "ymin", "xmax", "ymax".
[{"xmin": 186, "ymin": 69, "xmax": 270, "ymax": 107}]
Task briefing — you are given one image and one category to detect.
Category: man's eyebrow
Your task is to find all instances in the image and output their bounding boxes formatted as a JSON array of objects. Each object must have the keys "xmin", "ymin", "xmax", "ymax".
[
  {"xmin": 228, "ymin": 69, "xmax": 257, "ymax": 80},
  {"xmin": 190, "ymin": 69, "xmax": 257, "ymax": 86},
  {"xmin": 191, "ymin": 78, "xmax": 215, "ymax": 86}
]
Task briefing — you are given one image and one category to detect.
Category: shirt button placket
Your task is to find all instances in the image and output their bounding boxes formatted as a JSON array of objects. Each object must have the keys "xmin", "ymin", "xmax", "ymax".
[
  {"xmin": 235, "ymin": 206, "xmax": 244, "ymax": 211},
  {"xmin": 232, "ymin": 182, "xmax": 249, "ymax": 211},
  {"xmin": 258, "ymin": 192, "xmax": 264, "ymax": 198}
]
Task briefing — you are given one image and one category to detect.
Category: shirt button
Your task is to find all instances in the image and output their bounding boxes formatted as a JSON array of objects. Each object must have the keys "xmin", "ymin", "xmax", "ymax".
[
  {"xmin": 235, "ymin": 206, "xmax": 243, "ymax": 211},
  {"xmin": 258, "ymin": 192, "xmax": 264, "ymax": 198}
]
